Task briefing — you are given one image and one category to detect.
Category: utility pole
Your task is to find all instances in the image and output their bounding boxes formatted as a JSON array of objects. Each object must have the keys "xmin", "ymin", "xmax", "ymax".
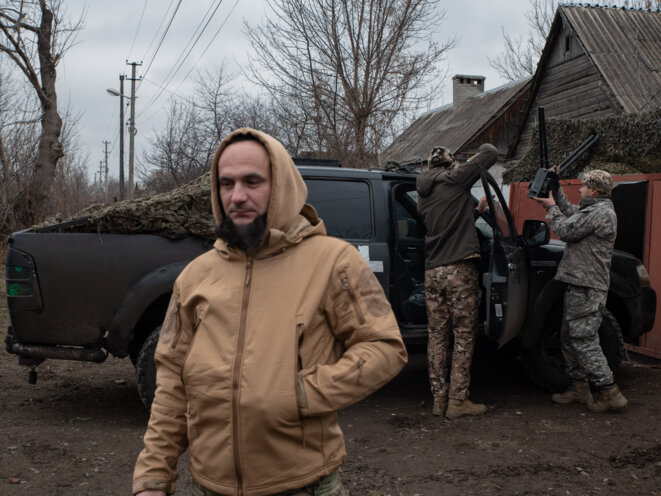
[
  {"xmin": 126, "ymin": 61, "xmax": 142, "ymax": 200},
  {"xmin": 106, "ymin": 75, "xmax": 126, "ymax": 199},
  {"xmin": 103, "ymin": 140, "xmax": 111, "ymax": 201},
  {"xmin": 103, "ymin": 140, "xmax": 110, "ymax": 183},
  {"xmin": 99, "ymin": 156, "xmax": 110, "ymax": 202},
  {"xmin": 119, "ymin": 74, "xmax": 125, "ymax": 200}
]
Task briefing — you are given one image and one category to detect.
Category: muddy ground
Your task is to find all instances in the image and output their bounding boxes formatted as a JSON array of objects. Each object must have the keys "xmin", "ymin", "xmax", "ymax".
[{"xmin": 1, "ymin": 263, "xmax": 660, "ymax": 496}]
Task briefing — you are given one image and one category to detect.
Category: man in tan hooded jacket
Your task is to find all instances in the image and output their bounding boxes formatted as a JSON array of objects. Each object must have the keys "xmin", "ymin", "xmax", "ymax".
[{"xmin": 132, "ymin": 128, "xmax": 408, "ymax": 496}]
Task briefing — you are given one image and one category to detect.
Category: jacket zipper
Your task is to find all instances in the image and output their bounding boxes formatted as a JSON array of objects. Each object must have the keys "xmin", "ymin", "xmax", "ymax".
[
  {"xmin": 331, "ymin": 357, "xmax": 366, "ymax": 383},
  {"xmin": 295, "ymin": 324, "xmax": 307, "ymax": 448},
  {"xmin": 232, "ymin": 258, "xmax": 253, "ymax": 496},
  {"xmin": 341, "ymin": 276, "xmax": 366, "ymax": 325}
]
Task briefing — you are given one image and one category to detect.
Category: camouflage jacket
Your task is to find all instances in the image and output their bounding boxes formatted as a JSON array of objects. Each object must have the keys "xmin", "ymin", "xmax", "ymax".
[{"xmin": 546, "ymin": 187, "xmax": 617, "ymax": 291}]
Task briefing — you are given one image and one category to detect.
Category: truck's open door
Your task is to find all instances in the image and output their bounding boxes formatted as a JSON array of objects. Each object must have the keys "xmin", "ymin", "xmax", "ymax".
[
  {"xmin": 390, "ymin": 182, "xmax": 427, "ymax": 326},
  {"xmin": 479, "ymin": 172, "xmax": 529, "ymax": 347}
]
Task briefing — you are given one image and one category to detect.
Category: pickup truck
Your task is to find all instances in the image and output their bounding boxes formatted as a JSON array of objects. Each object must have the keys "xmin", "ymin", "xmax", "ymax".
[{"xmin": 5, "ymin": 166, "xmax": 656, "ymax": 408}]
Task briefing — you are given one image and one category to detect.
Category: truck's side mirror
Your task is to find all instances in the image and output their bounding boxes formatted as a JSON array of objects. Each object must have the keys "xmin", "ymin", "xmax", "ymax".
[{"xmin": 521, "ymin": 220, "xmax": 550, "ymax": 247}]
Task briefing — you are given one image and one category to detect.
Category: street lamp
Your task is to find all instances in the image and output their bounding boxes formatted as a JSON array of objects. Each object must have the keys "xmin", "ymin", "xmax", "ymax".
[{"xmin": 106, "ymin": 75, "xmax": 125, "ymax": 199}]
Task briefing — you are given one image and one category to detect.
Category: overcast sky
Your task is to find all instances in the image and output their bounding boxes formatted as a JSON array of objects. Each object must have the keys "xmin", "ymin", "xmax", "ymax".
[{"xmin": 55, "ymin": 0, "xmax": 537, "ymax": 180}]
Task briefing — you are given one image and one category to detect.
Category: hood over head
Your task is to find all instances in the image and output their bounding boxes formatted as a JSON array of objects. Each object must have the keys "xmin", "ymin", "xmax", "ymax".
[{"xmin": 211, "ymin": 128, "xmax": 313, "ymax": 248}]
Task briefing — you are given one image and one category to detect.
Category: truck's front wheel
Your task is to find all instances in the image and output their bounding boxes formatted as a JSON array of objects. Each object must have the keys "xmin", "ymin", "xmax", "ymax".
[
  {"xmin": 136, "ymin": 326, "xmax": 160, "ymax": 410},
  {"xmin": 522, "ymin": 309, "xmax": 623, "ymax": 392}
]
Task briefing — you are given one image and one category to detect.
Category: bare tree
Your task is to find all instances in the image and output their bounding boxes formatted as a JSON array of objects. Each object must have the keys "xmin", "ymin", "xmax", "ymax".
[
  {"xmin": 245, "ymin": 0, "xmax": 456, "ymax": 168},
  {"xmin": 0, "ymin": 66, "xmax": 40, "ymax": 236},
  {"xmin": 0, "ymin": 0, "xmax": 83, "ymax": 227},
  {"xmin": 45, "ymin": 105, "xmax": 99, "ymax": 217},
  {"xmin": 193, "ymin": 64, "xmax": 238, "ymax": 142},
  {"xmin": 488, "ymin": 0, "xmax": 556, "ymax": 82},
  {"xmin": 0, "ymin": 62, "xmax": 96, "ymax": 237},
  {"xmin": 140, "ymin": 65, "xmax": 291, "ymax": 193},
  {"xmin": 139, "ymin": 98, "xmax": 215, "ymax": 194},
  {"xmin": 490, "ymin": 0, "xmax": 660, "ymax": 82},
  {"xmin": 626, "ymin": 0, "xmax": 660, "ymax": 7}
]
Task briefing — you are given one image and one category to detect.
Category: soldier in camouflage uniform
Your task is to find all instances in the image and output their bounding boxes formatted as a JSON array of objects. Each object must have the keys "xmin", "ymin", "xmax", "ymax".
[
  {"xmin": 417, "ymin": 143, "xmax": 498, "ymax": 419},
  {"xmin": 533, "ymin": 169, "xmax": 628, "ymax": 412}
]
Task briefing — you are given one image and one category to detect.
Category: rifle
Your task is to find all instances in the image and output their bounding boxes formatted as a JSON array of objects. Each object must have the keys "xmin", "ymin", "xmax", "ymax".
[{"xmin": 527, "ymin": 106, "xmax": 599, "ymax": 198}]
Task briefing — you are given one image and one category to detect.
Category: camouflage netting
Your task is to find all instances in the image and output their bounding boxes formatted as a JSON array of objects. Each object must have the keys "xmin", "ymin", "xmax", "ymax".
[
  {"xmin": 503, "ymin": 111, "xmax": 661, "ymax": 184},
  {"xmin": 38, "ymin": 172, "xmax": 216, "ymax": 239}
]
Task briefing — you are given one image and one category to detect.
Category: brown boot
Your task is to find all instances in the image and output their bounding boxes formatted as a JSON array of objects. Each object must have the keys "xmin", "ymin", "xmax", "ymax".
[
  {"xmin": 445, "ymin": 398, "xmax": 487, "ymax": 419},
  {"xmin": 551, "ymin": 380, "xmax": 592, "ymax": 404},
  {"xmin": 587, "ymin": 384, "xmax": 628, "ymax": 412},
  {"xmin": 432, "ymin": 396, "xmax": 448, "ymax": 416}
]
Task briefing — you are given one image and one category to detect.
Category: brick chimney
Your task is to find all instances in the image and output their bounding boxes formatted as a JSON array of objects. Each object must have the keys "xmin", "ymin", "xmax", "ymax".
[{"xmin": 452, "ymin": 75, "xmax": 485, "ymax": 107}]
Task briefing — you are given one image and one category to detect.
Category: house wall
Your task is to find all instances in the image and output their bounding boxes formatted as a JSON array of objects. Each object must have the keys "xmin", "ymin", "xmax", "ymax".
[
  {"xmin": 462, "ymin": 87, "xmax": 531, "ymax": 160},
  {"xmin": 513, "ymin": 24, "xmax": 619, "ymax": 162},
  {"xmin": 509, "ymin": 174, "xmax": 661, "ymax": 359}
]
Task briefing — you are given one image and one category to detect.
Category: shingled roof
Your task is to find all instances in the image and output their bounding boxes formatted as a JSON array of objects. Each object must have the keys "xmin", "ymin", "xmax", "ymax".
[
  {"xmin": 382, "ymin": 78, "xmax": 530, "ymax": 167},
  {"xmin": 558, "ymin": 5, "xmax": 661, "ymax": 114}
]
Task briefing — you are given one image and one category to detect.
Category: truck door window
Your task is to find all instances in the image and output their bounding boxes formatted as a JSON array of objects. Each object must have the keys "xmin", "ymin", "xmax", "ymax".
[
  {"xmin": 394, "ymin": 194, "xmax": 425, "ymax": 240},
  {"xmin": 305, "ymin": 179, "xmax": 373, "ymax": 240}
]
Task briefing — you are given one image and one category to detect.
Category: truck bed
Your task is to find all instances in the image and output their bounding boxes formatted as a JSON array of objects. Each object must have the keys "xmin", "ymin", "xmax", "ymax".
[{"xmin": 7, "ymin": 231, "xmax": 209, "ymax": 350}]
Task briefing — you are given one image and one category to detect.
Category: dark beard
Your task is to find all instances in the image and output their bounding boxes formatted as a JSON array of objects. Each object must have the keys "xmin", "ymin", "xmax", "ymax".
[{"xmin": 215, "ymin": 213, "xmax": 267, "ymax": 253}]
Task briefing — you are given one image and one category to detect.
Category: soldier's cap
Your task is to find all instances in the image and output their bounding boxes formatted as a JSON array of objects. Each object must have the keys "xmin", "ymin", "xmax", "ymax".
[
  {"xmin": 428, "ymin": 146, "xmax": 454, "ymax": 169},
  {"xmin": 582, "ymin": 169, "xmax": 613, "ymax": 195}
]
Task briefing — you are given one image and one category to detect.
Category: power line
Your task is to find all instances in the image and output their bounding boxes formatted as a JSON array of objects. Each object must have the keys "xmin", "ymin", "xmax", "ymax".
[
  {"xmin": 173, "ymin": 0, "xmax": 241, "ymax": 94},
  {"xmin": 141, "ymin": 77, "xmax": 187, "ymax": 100},
  {"xmin": 139, "ymin": 0, "xmax": 178, "ymax": 65},
  {"xmin": 139, "ymin": 0, "xmax": 184, "ymax": 90},
  {"xmin": 127, "ymin": 0, "xmax": 149, "ymax": 61},
  {"xmin": 138, "ymin": 0, "xmax": 227, "ymax": 118}
]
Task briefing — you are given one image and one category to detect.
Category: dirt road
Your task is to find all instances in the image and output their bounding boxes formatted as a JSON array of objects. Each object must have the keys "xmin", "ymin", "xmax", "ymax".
[{"xmin": 1, "ymin": 264, "xmax": 660, "ymax": 495}]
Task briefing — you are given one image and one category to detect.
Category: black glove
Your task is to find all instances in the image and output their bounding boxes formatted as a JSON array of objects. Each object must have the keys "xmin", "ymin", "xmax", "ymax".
[{"xmin": 548, "ymin": 171, "xmax": 560, "ymax": 196}]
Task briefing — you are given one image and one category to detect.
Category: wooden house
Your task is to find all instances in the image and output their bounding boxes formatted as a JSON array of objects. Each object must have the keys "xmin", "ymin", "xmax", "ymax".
[{"xmin": 510, "ymin": 4, "xmax": 661, "ymax": 165}]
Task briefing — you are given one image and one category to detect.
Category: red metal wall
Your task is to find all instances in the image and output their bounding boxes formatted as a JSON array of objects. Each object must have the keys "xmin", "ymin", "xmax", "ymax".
[{"xmin": 509, "ymin": 173, "xmax": 661, "ymax": 359}]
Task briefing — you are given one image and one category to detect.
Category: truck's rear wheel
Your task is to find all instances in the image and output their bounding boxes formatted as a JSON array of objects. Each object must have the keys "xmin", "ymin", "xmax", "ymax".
[
  {"xmin": 522, "ymin": 309, "xmax": 623, "ymax": 392},
  {"xmin": 136, "ymin": 326, "xmax": 160, "ymax": 410}
]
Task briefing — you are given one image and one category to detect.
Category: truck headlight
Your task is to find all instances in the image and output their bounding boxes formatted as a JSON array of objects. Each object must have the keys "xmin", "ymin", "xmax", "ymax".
[{"xmin": 636, "ymin": 264, "xmax": 651, "ymax": 287}]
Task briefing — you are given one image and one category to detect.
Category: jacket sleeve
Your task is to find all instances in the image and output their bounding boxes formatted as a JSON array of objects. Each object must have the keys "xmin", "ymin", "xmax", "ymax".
[
  {"xmin": 546, "ymin": 205, "xmax": 600, "ymax": 242},
  {"xmin": 416, "ymin": 169, "xmax": 442, "ymax": 197},
  {"xmin": 297, "ymin": 245, "xmax": 408, "ymax": 416},
  {"xmin": 553, "ymin": 186, "xmax": 578, "ymax": 217},
  {"xmin": 451, "ymin": 143, "xmax": 498, "ymax": 189},
  {"xmin": 132, "ymin": 287, "xmax": 191, "ymax": 495}
]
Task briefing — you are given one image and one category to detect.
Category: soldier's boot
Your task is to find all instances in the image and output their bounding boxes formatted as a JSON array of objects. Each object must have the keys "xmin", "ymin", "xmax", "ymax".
[
  {"xmin": 587, "ymin": 384, "xmax": 628, "ymax": 413},
  {"xmin": 551, "ymin": 380, "xmax": 592, "ymax": 404},
  {"xmin": 432, "ymin": 396, "xmax": 448, "ymax": 417},
  {"xmin": 445, "ymin": 398, "xmax": 487, "ymax": 419}
]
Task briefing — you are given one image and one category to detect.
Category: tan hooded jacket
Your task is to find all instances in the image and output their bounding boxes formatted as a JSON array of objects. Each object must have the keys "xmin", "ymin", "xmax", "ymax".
[{"xmin": 132, "ymin": 128, "xmax": 408, "ymax": 496}]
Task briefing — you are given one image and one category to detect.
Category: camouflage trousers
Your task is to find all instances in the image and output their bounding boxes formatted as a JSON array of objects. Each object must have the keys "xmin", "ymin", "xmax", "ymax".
[
  {"xmin": 424, "ymin": 260, "xmax": 480, "ymax": 401},
  {"xmin": 190, "ymin": 471, "xmax": 348, "ymax": 496},
  {"xmin": 561, "ymin": 285, "xmax": 614, "ymax": 387}
]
